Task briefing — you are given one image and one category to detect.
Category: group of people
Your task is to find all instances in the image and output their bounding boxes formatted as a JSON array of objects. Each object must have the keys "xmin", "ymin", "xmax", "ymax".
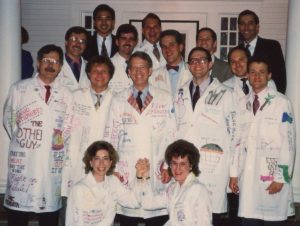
[{"xmin": 3, "ymin": 3, "xmax": 295, "ymax": 226}]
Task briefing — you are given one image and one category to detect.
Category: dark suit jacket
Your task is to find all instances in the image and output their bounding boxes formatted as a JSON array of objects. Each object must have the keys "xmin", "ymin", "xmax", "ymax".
[
  {"xmin": 83, "ymin": 33, "xmax": 118, "ymax": 61},
  {"xmin": 211, "ymin": 56, "xmax": 233, "ymax": 82},
  {"xmin": 240, "ymin": 36, "xmax": 286, "ymax": 93}
]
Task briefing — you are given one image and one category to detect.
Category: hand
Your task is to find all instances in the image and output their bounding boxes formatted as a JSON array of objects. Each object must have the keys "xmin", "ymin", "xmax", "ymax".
[
  {"xmin": 229, "ymin": 177, "xmax": 239, "ymax": 194},
  {"xmin": 266, "ymin": 181, "xmax": 284, "ymax": 194},
  {"xmin": 160, "ymin": 169, "xmax": 171, "ymax": 184},
  {"xmin": 135, "ymin": 158, "xmax": 150, "ymax": 179}
]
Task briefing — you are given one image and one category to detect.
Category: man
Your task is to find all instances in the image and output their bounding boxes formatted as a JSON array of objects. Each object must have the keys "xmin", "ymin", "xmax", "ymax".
[
  {"xmin": 196, "ymin": 27, "xmax": 233, "ymax": 82},
  {"xmin": 135, "ymin": 13, "xmax": 166, "ymax": 70},
  {"xmin": 150, "ymin": 29, "xmax": 192, "ymax": 97},
  {"xmin": 229, "ymin": 58, "xmax": 295, "ymax": 226},
  {"xmin": 83, "ymin": 4, "xmax": 117, "ymax": 60},
  {"xmin": 238, "ymin": 9, "xmax": 286, "ymax": 93},
  {"xmin": 3, "ymin": 44, "xmax": 73, "ymax": 226},
  {"xmin": 110, "ymin": 24, "xmax": 138, "ymax": 93},
  {"xmin": 58, "ymin": 26, "xmax": 90, "ymax": 91},
  {"xmin": 173, "ymin": 47, "xmax": 235, "ymax": 226},
  {"xmin": 104, "ymin": 51, "xmax": 176, "ymax": 226},
  {"xmin": 62, "ymin": 55, "xmax": 114, "ymax": 201}
]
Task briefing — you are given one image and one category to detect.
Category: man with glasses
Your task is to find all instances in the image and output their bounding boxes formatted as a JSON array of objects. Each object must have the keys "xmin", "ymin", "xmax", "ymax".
[
  {"xmin": 3, "ymin": 44, "xmax": 73, "ymax": 226},
  {"xmin": 58, "ymin": 26, "xmax": 90, "ymax": 91},
  {"xmin": 174, "ymin": 47, "xmax": 236, "ymax": 226},
  {"xmin": 83, "ymin": 4, "xmax": 118, "ymax": 60}
]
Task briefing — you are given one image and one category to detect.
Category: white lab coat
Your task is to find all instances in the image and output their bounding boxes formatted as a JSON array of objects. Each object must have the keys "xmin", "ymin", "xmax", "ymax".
[
  {"xmin": 150, "ymin": 63, "xmax": 192, "ymax": 97},
  {"xmin": 141, "ymin": 173, "xmax": 212, "ymax": 226},
  {"xmin": 230, "ymin": 87, "xmax": 295, "ymax": 221},
  {"xmin": 57, "ymin": 56, "xmax": 90, "ymax": 91},
  {"xmin": 3, "ymin": 75, "xmax": 73, "ymax": 212},
  {"xmin": 66, "ymin": 172, "xmax": 141, "ymax": 226},
  {"xmin": 61, "ymin": 87, "xmax": 113, "ymax": 197},
  {"xmin": 104, "ymin": 85, "xmax": 177, "ymax": 218},
  {"xmin": 110, "ymin": 52, "xmax": 132, "ymax": 93},
  {"xmin": 174, "ymin": 78, "xmax": 236, "ymax": 213},
  {"xmin": 134, "ymin": 39, "xmax": 166, "ymax": 70}
]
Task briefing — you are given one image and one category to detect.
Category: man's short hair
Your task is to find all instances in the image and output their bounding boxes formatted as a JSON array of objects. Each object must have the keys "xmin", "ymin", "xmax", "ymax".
[
  {"xmin": 116, "ymin": 24, "xmax": 138, "ymax": 41},
  {"xmin": 65, "ymin": 26, "xmax": 89, "ymax": 41},
  {"xmin": 188, "ymin": 47, "xmax": 212, "ymax": 63},
  {"xmin": 85, "ymin": 55, "xmax": 115, "ymax": 79},
  {"xmin": 238, "ymin": 9, "xmax": 260, "ymax": 25},
  {"xmin": 21, "ymin": 26, "xmax": 29, "ymax": 44},
  {"xmin": 247, "ymin": 57, "xmax": 271, "ymax": 73},
  {"xmin": 142, "ymin": 13, "xmax": 161, "ymax": 28},
  {"xmin": 196, "ymin": 27, "xmax": 217, "ymax": 42},
  {"xmin": 37, "ymin": 44, "xmax": 63, "ymax": 65},
  {"xmin": 159, "ymin": 29, "xmax": 183, "ymax": 45},
  {"xmin": 128, "ymin": 51, "xmax": 153, "ymax": 69},
  {"xmin": 227, "ymin": 46, "xmax": 251, "ymax": 63},
  {"xmin": 93, "ymin": 4, "xmax": 115, "ymax": 20}
]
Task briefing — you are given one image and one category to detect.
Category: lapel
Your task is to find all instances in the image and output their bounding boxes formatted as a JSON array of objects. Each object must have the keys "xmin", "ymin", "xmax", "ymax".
[
  {"xmin": 177, "ymin": 64, "xmax": 192, "ymax": 91},
  {"xmin": 83, "ymin": 172, "xmax": 108, "ymax": 202},
  {"xmin": 127, "ymin": 89, "xmax": 153, "ymax": 114},
  {"xmin": 253, "ymin": 36, "xmax": 263, "ymax": 57}
]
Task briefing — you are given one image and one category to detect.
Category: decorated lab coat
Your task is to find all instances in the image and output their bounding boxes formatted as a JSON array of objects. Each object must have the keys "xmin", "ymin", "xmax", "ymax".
[
  {"xmin": 66, "ymin": 172, "xmax": 141, "ymax": 226},
  {"xmin": 104, "ymin": 85, "xmax": 177, "ymax": 218},
  {"xmin": 110, "ymin": 52, "xmax": 132, "ymax": 93},
  {"xmin": 134, "ymin": 39, "xmax": 166, "ymax": 70},
  {"xmin": 3, "ymin": 75, "xmax": 73, "ymax": 212},
  {"xmin": 141, "ymin": 173, "xmax": 212, "ymax": 226},
  {"xmin": 61, "ymin": 87, "xmax": 113, "ymax": 197},
  {"xmin": 174, "ymin": 78, "xmax": 236, "ymax": 213},
  {"xmin": 57, "ymin": 56, "xmax": 90, "ymax": 91},
  {"xmin": 230, "ymin": 87, "xmax": 295, "ymax": 221},
  {"xmin": 150, "ymin": 63, "xmax": 192, "ymax": 97}
]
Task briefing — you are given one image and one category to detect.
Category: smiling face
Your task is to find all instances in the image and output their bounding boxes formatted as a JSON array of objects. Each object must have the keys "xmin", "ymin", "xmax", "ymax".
[
  {"xmin": 128, "ymin": 56, "xmax": 152, "ymax": 90},
  {"xmin": 88, "ymin": 63, "xmax": 111, "ymax": 93},
  {"xmin": 116, "ymin": 32, "xmax": 138, "ymax": 59},
  {"xmin": 247, "ymin": 62, "xmax": 271, "ymax": 94},
  {"xmin": 90, "ymin": 149, "xmax": 112, "ymax": 181},
  {"xmin": 142, "ymin": 17, "xmax": 161, "ymax": 44},
  {"xmin": 65, "ymin": 32, "xmax": 87, "ymax": 60},
  {"xmin": 238, "ymin": 14, "xmax": 259, "ymax": 43},
  {"xmin": 160, "ymin": 35, "xmax": 183, "ymax": 66},
  {"xmin": 188, "ymin": 50, "xmax": 212, "ymax": 84},
  {"xmin": 93, "ymin": 10, "xmax": 115, "ymax": 37},
  {"xmin": 170, "ymin": 155, "xmax": 191, "ymax": 185},
  {"xmin": 37, "ymin": 51, "xmax": 62, "ymax": 84},
  {"xmin": 196, "ymin": 30, "xmax": 216, "ymax": 54},
  {"xmin": 229, "ymin": 49, "xmax": 248, "ymax": 78}
]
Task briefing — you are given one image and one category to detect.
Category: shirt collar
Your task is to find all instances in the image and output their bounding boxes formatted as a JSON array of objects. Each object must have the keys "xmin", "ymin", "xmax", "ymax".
[{"xmin": 65, "ymin": 53, "xmax": 81, "ymax": 65}]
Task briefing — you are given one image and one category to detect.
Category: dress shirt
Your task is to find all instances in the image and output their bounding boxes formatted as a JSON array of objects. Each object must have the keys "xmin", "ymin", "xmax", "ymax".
[
  {"xmin": 97, "ymin": 34, "xmax": 112, "ymax": 57},
  {"xmin": 65, "ymin": 54, "xmax": 82, "ymax": 81},
  {"xmin": 244, "ymin": 36, "xmax": 258, "ymax": 56},
  {"xmin": 37, "ymin": 76, "xmax": 53, "ymax": 102},
  {"xmin": 90, "ymin": 87, "xmax": 108, "ymax": 106},
  {"xmin": 191, "ymin": 76, "xmax": 212, "ymax": 97},
  {"xmin": 132, "ymin": 85, "xmax": 150, "ymax": 105},
  {"xmin": 168, "ymin": 60, "xmax": 184, "ymax": 95}
]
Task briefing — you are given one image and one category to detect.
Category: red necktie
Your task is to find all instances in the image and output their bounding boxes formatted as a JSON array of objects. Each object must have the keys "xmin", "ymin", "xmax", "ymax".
[
  {"xmin": 253, "ymin": 94, "xmax": 260, "ymax": 115},
  {"xmin": 45, "ymin": 85, "xmax": 51, "ymax": 104}
]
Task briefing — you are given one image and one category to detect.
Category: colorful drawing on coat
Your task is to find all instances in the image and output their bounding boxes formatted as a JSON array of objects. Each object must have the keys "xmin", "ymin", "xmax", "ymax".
[
  {"xmin": 260, "ymin": 157, "xmax": 277, "ymax": 182},
  {"xmin": 199, "ymin": 143, "xmax": 223, "ymax": 174},
  {"xmin": 205, "ymin": 89, "xmax": 226, "ymax": 105},
  {"xmin": 282, "ymin": 112, "xmax": 293, "ymax": 124},
  {"xmin": 260, "ymin": 93, "xmax": 275, "ymax": 111},
  {"xmin": 52, "ymin": 129, "xmax": 64, "ymax": 150},
  {"xmin": 278, "ymin": 164, "xmax": 290, "ymax": 183}
]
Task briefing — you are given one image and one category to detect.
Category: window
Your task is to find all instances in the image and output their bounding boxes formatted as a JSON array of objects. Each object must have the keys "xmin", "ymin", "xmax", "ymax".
[{"xmin": 82, "ymin": 12, "xmax": 94, "ymax": 36}]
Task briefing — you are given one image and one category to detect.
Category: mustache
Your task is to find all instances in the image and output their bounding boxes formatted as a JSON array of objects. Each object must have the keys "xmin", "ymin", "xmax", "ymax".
[{"xmin": 45, "ymin": 67, "xmax": 55, "ymax": 72}]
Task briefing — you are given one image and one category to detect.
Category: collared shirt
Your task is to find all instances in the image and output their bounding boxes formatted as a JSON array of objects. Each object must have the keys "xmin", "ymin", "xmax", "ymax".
[
  {"xmin": 132, "ymin": 85, "xmax": 150, "ymax": 105},
  {"xmin": 244, "ymin": 36, "xmax": 258, "ymax": 56},
  {"xmin": 251, "ymin": 86, "xmax": 268, "ymax": 107},
  {"xmin": 37, "ymin": 75, "xmax": 54, "ymax": 101},
  {"xmin": 167, "ymin": 60, "xmax": 184, "ymax": 95},
  {"xmin": 90, "ymin": 87, "xmax": 108, "ymax": 105},
  {"xmin": 97, "ymin": 34, "xmax": 112, "ymax": 57},
  {"xmin": 65, "ymin": 54, "xmax": 82, "ymax": 78},
  {"xmin": 191, "ymin": 76, "xmax": 211, "ymax": 97}
]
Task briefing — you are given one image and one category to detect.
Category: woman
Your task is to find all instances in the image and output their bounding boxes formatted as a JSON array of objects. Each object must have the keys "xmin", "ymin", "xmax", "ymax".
[
  {"xmin": 141, "ymin": 139, "xmax": 213, "ymax": 226},
  {"xmin": 66, "ymin": 141, "xmax": 144, "ymax": 226}
]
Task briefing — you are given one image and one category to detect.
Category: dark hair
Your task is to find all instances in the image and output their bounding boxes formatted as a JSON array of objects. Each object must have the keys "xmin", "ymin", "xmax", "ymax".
[
  {"xmin": 165, "ymin": 139, "xmax": 200, "ymax": 176},
  {"xmin": 159, "ymin": 29, "xmax": 183, "ymax": 45},
  {"xmin": 85, "ymin": 55, "xmax": 115, "ymax": 79},
  {"xmin": 188, "ymin": 47, "xmax": 212, "ymax": 63},
  {"xmin": 93, "ymin": 4, "xmax": 115, "ymax": 20},
  {"xmin": 238, "ymin": 10, "xmax": 259, "ymax": 25},
  {"xmin": 128, "ymin": 51, "xmax": 153, "ymax": 69},
  {"xmin": 142, "ymin": 13, "xmax": 161, "ymax": 28},
  {"xmin": 227, "ymin": 46, "xmax": 251, "ymax": 64},
  {"xmin": 83, "ymin": 141, "xmax": 119, "ymax": 175},
  {"xmin": 116, "ymin": 24, "xmax": 138, "ymax": 41},
  {"xmin": 37, "ymin": 44, "xmax": 63, "ymax": 65},
  {"xmin": 247, "ymin": 57, "xmax": 271, "ymax": 73},
  {"xmin": 196, "ymin": 27, "xmax": 217, "ymax": 42},
  {"xmin": 65, "ymin": 26, "xmax": 88, "ymax": 41},
  {"xmin": 21, "ymin": 26, "xmax": 29, "ymax": 44}
]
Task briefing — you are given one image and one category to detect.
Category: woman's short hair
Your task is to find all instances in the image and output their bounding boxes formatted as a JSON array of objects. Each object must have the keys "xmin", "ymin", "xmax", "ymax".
[
  {"xmin": 165, "ymin": 139, "xmax": 200, "ymax": 176},
  {"xmin": 82, "ymin": 141, "xmax": 119, "ymax": 175},
  {"xmin": 85, "ymin": 55, "xmax": 115, "ymax": 80}
]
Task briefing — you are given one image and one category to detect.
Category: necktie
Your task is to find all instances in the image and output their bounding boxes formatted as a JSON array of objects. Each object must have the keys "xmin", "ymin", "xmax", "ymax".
[
  {"xmin": 153, "ymin": 44, "xmax": 160, "ymax": 61},
  {"xmin": 101, "ymin": 37, "xmax": 108, "ymax": 58},
  {"xmin": 73, "ymin": 62, "xmax": 80, "ymax": 82},
  {"xmin": 245, "ymin": 43, "xmax": 251, "ymax": 56},
  {"xmin": 166, "ymin": 64, "xmax": 179, "ymax": 72},
  {"xmin": 136, "ymin": 91, "xmax": 143, "ymax": 111},
  {"xmin": 253, "ymin": 94, "xmax": 260, "ymax": 115},
  {"xmin": 192, "ymin": 85, "xmax": 200, "ymax": 110},
  {"xmin": 95, "ymin": 94, "xmax": 102, "ymax": 110},
  {"xmin": 241, "ymin": 78, "xmax": 249, "ymax": 95},
  {"xmin": 45, "ymin": 85, "xmax": 51, "ymax": 104}
]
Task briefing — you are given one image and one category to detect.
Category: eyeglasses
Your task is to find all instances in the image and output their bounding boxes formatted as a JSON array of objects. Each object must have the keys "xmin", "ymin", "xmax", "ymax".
[
  {"xmin": 41, "ymin": 58, "xmax": 60, "ymax": 65},
  {"xmin": 188, "ymin": 57, "xmax": 208, "ymax": 65},
  {"xmin": 69, "ymin": 36, "xmax": 87, "ymax": 45}
]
